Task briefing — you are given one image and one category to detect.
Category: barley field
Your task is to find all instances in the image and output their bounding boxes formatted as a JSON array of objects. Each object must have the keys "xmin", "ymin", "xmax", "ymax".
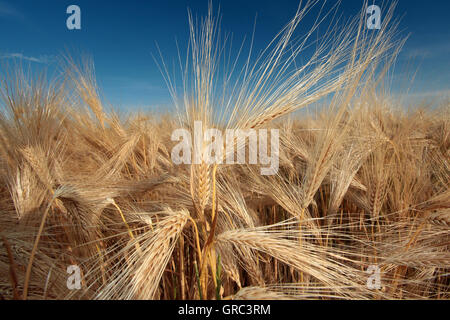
[{"xmin": 0, "ymin": 1, "xmax": 448, "ymax": 300}]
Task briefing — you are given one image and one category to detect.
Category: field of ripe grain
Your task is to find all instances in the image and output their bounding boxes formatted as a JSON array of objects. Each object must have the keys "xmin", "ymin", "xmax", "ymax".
[{"xmin": 0, "ymin": 2, "xmax": 448, "ymax": 300}]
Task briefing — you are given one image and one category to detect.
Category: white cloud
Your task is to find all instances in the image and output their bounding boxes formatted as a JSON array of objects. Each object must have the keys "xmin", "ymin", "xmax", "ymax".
[
  {"xmin": 0, "ymin": 53, "xmax": 54, "ymax": 64},
  {"xmin": 404, "ymin": 48, "xmax": 431, "ymax": 60},
  {"xmin": 395, "ymin": 89, "xmax": 450, "ymax": 101},
  {"xmin": 0, "ymin": 1, "xmax": 24, "ymax": 20},
  {"xmin": 402, "ymin": 43, "xmax": 450, "ymax": 61},
  {"xmin": 405, "ymin": 89, "xmax": 450, "ymax": 98}
]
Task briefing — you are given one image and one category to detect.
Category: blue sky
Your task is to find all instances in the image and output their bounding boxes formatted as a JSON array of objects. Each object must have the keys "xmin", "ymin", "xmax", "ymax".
[{"xmin": 0, "ymin": 0, "xmax": 449, "ymax": 111}]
